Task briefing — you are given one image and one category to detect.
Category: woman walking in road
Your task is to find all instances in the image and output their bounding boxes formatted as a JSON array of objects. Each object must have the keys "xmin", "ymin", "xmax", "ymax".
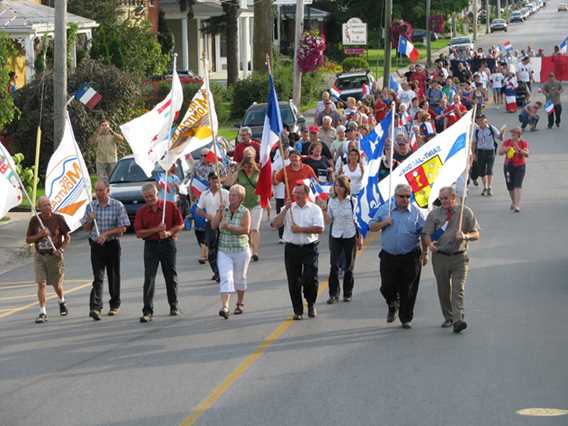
[
  {"xmin": 210, "ymin": 184, "xmax": 251, "ymax": 319},
  {"xmin": 498, "ymin": 128, "xmax": 529, "ymax": 213}
]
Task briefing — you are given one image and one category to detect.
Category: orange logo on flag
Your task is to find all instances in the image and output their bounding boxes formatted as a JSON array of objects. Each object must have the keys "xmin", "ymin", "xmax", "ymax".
[
  {"xmin": 57, "ymin": 199, "xmax": 86, "ymax": 216},
  {"xmin": 404, "ymin": 155, "xmax": 443, "ymax": 208}
]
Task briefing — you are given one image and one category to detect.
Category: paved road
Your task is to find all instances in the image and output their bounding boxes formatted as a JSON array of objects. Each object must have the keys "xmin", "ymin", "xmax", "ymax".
[{"xmin": 1, "ymin": 3, "xmax": 568, "ymax": 425}]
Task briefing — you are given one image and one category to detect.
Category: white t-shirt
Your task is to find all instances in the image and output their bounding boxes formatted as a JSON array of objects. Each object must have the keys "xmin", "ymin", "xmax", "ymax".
[
  {"xmin": 272, "ymin": 152, "xmax": 290, "ymax": 200},
  {"xmin": 197, "ymin": 188, "xmax": 229, "ymax": 215},
  {"xmin": 490, "ymin": 72, "xmax": 504, "ymax": 89},
  {"xmin": 517, "ymin": 63, "xmax": 531, "ymax": 82},
  {"xmin": 398, "ymin": 89, "xmax": 417, "ymax": 107},
  {"xmin": 339, "ymin": 162, "xmax": 364, "ymax": 195},
  {"xmin": 282, "ymin": 202, "xmax": 324, "ymax": 245}
]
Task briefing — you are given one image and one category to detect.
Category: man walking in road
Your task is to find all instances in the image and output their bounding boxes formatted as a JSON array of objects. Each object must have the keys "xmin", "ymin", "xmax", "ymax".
[
  {"xmin": 271, "ymin": 181, "xmax": 324, "ymax": 320},
  {"xmin": 135, "ymin": 183, "xmax": 184, "ymax": 322},
  {"xmin": 26, "ymin": 196, "xmax": 70, "ymax": 323},
  {"xmin": 369, "ymin": 184, "xmax": 427, "ymax": 329},
  {"xmin": 422, "ymin": 187, "xmax": 480, "ymax": 334},
  {"xmin": 89, "ymin": 119, "xmax": 124, "ymax": 179},
  {"xmin": 81, "ymin": 179, "xmax": 130, "ymax": 320},
  {"xmin": 542, "ymin": 72, "xmax": 563, "ymax": 128},
  {"xmin": 473, "ymin": 115, "xmax": 502, "ymax": 196}
]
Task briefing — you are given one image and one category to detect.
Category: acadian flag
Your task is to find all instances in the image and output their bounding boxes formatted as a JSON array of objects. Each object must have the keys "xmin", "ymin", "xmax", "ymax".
[
  {"xmin": 398, "ymin": 36, "xmax": 420, "ymax": 63},
  {"xmin": 74, "ymin": 83, "xmax": 102, "ymax": 110},
  {"xmin": 0, "ymin": 143, "xmax": 23, "ymax": 218},
  {"xmin": 45, "ymin": 112, "xmax": 91, "ymax": 232},
  {"xmin": 256, "ymin": 74, "xmax": 283, "ymax": 208},
  {"xmin": 160, "ymin": 81, "xmax": 218, "ymax": 170},
  {"xmin": 120, "ymin": 61, "xmax": 183, "ymax": 177},
  {"xmin": 545, "ymin": 99, "xmax": 555, "ymax": 113},
  {"xmin": 389, "ymin": 74, "xmax": 402, "ymax": 94}
]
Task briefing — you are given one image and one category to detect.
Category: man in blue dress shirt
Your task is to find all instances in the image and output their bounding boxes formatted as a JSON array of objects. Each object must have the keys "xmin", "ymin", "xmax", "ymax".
[{"xmin": 369, "ymin": 184, "xmax": 427, "ymax": 329}]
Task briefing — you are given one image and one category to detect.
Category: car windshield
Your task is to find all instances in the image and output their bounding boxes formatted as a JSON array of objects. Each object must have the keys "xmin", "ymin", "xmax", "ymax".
[
  {"xmin": 511, "ymin": 12, "xmax": 520, "ymax": 16},
  {"xmin": 450, "ymin": 37, "xmax": 471, "ymax": 45},
  {"xmin": 243, "ymin": 106, "xmax": 294, "ymax": 126},
  {"xmin": 493, "ymin": 19, "xmax": 505, "ymax": 23},
  {"xmin": 109, "ymin": 158, "xmax": 178, "ymax": 183},
  {"xmin": 335, "ymin": 76, "xmax": 369, "ymax": 90}
]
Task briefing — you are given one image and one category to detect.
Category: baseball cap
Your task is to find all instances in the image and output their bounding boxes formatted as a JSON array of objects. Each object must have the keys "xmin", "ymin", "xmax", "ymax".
[
  {"xmin": 308, "ymin": 125, "xmax": 320, "ymax": 133},
  {"xmin": 347, "ymin": 121, "xmax": 359, "ymax": 130}
]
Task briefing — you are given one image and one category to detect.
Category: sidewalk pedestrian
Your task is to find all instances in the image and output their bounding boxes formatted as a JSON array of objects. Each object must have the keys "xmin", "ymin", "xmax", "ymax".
[
  {"xmin": 271, "ymin": 181, "xmax": 324, "ymax": 320},
  {"xmin": 369, "ymin": 184, "xmax": 427, "ymax": 329},
  {"xmin": 135, "ymin": 183, "xmax": 184, "ymax": 322},
  {"xmin": 81, "ymin": 179, "xmax": 130, "ymax": 320},
  {"xmin": 210, "ymin": 184, "xmax": 252, "ymax": 319},
  {"xmin": 498, "ymin": 128, "xmax": 529, "ymax": 213},
  {"xmin": 422, "ymin": 187, "xmax": 480, "ymax": 334},
  {"xmin": 197, "ymin": 173, "xmax": 229, "ymax": 282},
  {"xmin": 89, "ymin": 119, "xmax": 124, "ymax": 179},
  {"xmin": 542, "ymin": 72, "xmax": 563, "ymax": 128},
  {"xmin": 26, "ymin": 196, "xmax": 70, "ymax": 324}
]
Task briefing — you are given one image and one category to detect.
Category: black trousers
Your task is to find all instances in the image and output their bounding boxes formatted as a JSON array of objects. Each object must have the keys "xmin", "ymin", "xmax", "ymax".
[
  {"xmin": 275, "ymin": 198, "xmax": 285, "ymax": 239},
  {"xmin": 329, "ymin": 236, "xmax": 356, "ymax": 298},
  {"xmin": 205, "ymin": 223, "xmax": 219, "ymax": 276},
  {"xmin": 284, "ymin": 242, "xmax": 319, "ymax": 315},
  {"xmin": 379, "ymin": 249, "xmax": 422, "ymax": 323},
  {"xmin": 143, "ymin": 239, "xmax": 178, "ymax": 315},
  {"xmin": 89, "ymin": 239, "xmax": 121, "ymax": 311},
  {"xmin": 548, "ymin": 104, "xmax": 562, "ymax": 127}
]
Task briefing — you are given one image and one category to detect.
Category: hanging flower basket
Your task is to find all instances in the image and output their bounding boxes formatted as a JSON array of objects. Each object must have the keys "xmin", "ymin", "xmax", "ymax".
[{"xmin": 297, "ymin": 31, "xmax": 326, "ymax": 73}]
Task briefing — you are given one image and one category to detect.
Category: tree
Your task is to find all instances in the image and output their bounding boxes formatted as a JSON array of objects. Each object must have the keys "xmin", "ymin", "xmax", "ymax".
[
  {"xmin": 0, "ymin": 33, "xmax": 17, "ymax": 131},
  {"xmin": 253, "ymin": 0, "xmax": 273, "ymax": 72}
]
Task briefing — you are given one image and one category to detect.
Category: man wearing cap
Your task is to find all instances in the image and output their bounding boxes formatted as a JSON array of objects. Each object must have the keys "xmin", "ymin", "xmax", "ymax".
[
  {"xmin": 422, "ymin": 186, "xmax": 480, "ymax": 333},
  {"xmin": 393, "ymin": 134, "xmax": 412, "ymax": 164},
  {"xmin": 234, "ymin": 126, "xmax": 261, "ymax": 163},
  {"xmin": 271, "ymin": 181, "xmax": 324, "ymax": 320},
  {"xmin": 315, "ymin": 100, "xmax": 341, "ymax": 127},
  {"xmin": 516, "ymin": 57, "xmax": 533, "ymax": 92},
  {"xmin": 300, "ymin": 126, "xmax": 332, "ymax": 158},
  {"xmin": 273, "ymin": 150, "xmax": 317, "ymax": 202},
  {"xmin": 542, "ymin": 72, "xmax": 563, "ymax": 128}
]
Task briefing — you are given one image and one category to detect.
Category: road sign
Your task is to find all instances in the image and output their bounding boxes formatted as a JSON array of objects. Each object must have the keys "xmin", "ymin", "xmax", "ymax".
[{"xmin": 342, "ymin": 18, "xmax": 367, "ymax": 46}]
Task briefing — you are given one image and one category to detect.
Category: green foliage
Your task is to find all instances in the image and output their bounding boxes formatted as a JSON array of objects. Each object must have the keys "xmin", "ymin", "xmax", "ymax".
[
  {"xmin": 342, "ymin": 57, "xmax": 369, "ymax": 72},
  {"xmin": 67, "ymin": 23, "xmax": 80, "ymax": 68},
  {"xmin": 0, "ymin": 32, "xmax": 17, "ymax": 131},
  {"xmin": 90, "ymin": 20, "xmax": 170, "ymax": 79},
  {"xmin": 68, "ymin": 0, "xmax": 122, "ymax": 25},
  {"xmin": 12, "ymin": 153, "xmax": 35, "ymax": 195},
  {"xmin": 8, "ymin": 59, "xmax": 144, "ymax": 174}
]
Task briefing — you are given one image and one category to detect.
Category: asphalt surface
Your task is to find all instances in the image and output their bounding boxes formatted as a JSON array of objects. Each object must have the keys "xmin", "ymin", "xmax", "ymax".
[{"xmin": 1, "ymin": 3, "xmax": 568, "ymax": 425}]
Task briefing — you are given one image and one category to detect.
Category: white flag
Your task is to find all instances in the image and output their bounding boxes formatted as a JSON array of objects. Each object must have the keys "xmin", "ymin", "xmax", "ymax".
[
  {"xmin": 45, "ymin": 113, "xmax": 91, "ymax": 232},
  {"xmin": 159, "ymin": 81, "xmax": 218, "ymax": 170},
  {"xmin": 120, "ymin": 65, "xmax": 183, "ymax": 177},
  {"xmin": 0, "ymin": 143, "xmax": 23, "ymax": 218}
]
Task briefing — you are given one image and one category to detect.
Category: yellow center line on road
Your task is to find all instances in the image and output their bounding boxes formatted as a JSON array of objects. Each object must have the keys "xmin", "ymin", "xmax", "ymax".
[
  {"xmin": 0, "ymin": 282, "xmax": 91, "ymax": 320},
  {"xmin": 180, "ymin": 232, "xmax": 379, "ymax": 426},
  {"xmin": 0, "ymin": 279, "xmax": 88, "ymax": 290}
]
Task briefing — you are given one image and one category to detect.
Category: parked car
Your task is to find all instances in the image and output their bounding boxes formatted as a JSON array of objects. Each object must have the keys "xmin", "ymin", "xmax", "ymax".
[
  {"xmin": 510, "ymin": 11, "xmax": 524, "ymax": 22},
  {"xmin": 448, "ymin": 36, "xmax": 474, "ymax": 51},
  {"xmin": 109, "ymin": 156, "xmax": 191, "ymax": 223},
  {"xmin": 236, "ymin": 101, "xmax": 301, "ymax": 141},
  {"xmin": 332, "ymin": 70, "xmax": 376, "ymax": 102},
  {"xmin": 520, "ymin": 7, "xmax": 531, "ymax": 18},
  {"xmin": 559, "ymin": 3, "xmax": 568, "ymax": 11},
  {"xmin": 490, "ymin": 19, "xmax": 508, "ymax": 32},
  {"xmin": 411, "ymin": 29, "xmax": 439, "ymax": 43}
]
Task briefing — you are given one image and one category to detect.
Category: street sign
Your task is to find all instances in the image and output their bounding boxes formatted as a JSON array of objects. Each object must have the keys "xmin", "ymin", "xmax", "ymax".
[{"xmin": 342, "ymin": 18, "xmax": 367, "ymax": 46}]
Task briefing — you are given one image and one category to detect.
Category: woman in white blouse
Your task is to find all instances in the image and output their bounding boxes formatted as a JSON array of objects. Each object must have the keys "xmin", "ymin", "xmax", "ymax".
[
  {"xmin": 321, "ymin": 176, "xmax": 362, "ymax": 304},
  {"xmin": 337, "ymin": 148, "xmax": 365, "ymax": 195}
]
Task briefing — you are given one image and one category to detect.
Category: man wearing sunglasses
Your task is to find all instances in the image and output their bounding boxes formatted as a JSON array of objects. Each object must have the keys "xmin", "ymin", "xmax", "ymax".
[{"xmin": 369, "ymin": 184, "xmax": 427, "ymax": 329}]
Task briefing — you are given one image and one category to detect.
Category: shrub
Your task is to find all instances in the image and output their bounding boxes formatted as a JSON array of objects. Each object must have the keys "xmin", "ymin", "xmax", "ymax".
[{"xmin": 342, "ymin": 57, "xmax": 369, "ymax": 72}]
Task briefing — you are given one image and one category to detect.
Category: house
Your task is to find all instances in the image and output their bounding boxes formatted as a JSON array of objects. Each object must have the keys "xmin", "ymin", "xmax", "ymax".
[
  {"xmin": 160, "ymin": 0, "xmax": 254, "ymax": 80},
  {"xmin": 0, "ymin": 0, "xmax": 98, "ymax": 88}
]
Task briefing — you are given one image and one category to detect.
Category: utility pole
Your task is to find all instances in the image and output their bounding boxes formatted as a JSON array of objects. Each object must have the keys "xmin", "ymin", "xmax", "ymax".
[
  {"xmin": 426, "ymin": 0, "xmax": 432, "ymax": 67},
  {"xmin": 497, "ymin": 0, "xmax": 501, "ymax": 19},
  {"xmin": 292, "ymin": 0, "xmax": 304, "ymax": 107},
  {"xmin": 486, "ymin": 0, "xmax": 490, "ymax": 34},
  {"xmin": 54, "ymin": 0, "xmax": 67, "ymax": 147},
  {"xmin": 383, "ymin": 0, "xmax": 392, "ymax": 89},
  {"xmin": 473, "ymin": 0, "xmax": 478, "ymax": 42}
]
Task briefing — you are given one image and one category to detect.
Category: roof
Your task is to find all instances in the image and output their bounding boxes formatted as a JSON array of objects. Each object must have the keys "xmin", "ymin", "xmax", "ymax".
[
  {"xmin": 280, "ymin": 5, "xmax": 330, "ymax": 20},
  {"xmin": 0, "ymin": 0, "xmax": 98, "ymax": 35}
]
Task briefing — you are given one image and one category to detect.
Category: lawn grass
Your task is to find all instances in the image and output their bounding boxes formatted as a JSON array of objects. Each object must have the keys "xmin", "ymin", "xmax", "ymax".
[{"xmin": 217, "ymin": 126, "xmax": 238, "ymax": 141}]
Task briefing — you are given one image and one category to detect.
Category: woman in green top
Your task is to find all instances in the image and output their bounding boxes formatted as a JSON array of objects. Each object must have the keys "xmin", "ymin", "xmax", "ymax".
[
  {"xmin": 226, "ymin": 147, "xmax": 263, "ymax": 262},
  {"xmin": 211, "ymin": 184, "xmax": 251, "ymax": 319}
]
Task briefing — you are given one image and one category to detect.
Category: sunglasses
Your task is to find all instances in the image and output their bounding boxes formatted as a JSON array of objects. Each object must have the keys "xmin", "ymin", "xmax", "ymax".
[{"xmin": 396, "ymin": 194, "xmax": 411, "ymax": 199}]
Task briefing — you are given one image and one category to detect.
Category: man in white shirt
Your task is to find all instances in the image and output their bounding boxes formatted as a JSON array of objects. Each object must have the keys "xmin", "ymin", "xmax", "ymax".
[
  {"xmin": 516, "ymin": 57, "xmax": 533, "ymax": 92},
  {"xmin": 271, "ymin": 181, "xmax": 324, "ymax": 320},
  {"xmin": 197, "ymin": 172, "xmax": 230, "ymax": 282},
  {"xmin": 398, "ymin": 82, "xmax": 417, "ymax": 108}
]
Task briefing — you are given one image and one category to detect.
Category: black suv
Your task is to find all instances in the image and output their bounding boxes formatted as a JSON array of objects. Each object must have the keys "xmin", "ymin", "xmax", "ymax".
[{"xmin": 238, "ymin": 100, "xmax": 302, "ymax": 140}]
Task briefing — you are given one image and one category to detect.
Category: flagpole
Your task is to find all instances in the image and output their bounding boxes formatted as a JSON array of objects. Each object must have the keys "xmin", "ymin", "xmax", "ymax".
[
  {"xmin": 458, "ymin": 106, "xmax": 477, "ymax": 233},
  {"xmin": 387, "ymin": 103, "xmax": 396, "ymax": 216},
  {"xmin": 161, "ymin": 54, "xmax": 178, "ymax": 225}
]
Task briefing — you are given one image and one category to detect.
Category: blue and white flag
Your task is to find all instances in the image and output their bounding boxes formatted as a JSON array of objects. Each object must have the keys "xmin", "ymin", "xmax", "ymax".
[
  {"xmin": 545, "ymin": 99, "xmax": 555, "ymax": 113},
  {"xmin": 257, "ymin": 74, "xmax": 283, "ymax": 208},
  {"xmin": 560, "ymin": 35, "xmax": 568, "ymax": 54},
  {"xmin": 353, "ymin": 112, "xmax": 393, "ymax": 237},
  {"xmin": 389, "ymin": 74, "xmax": 402, "ymax": 94},
  {"xmin": 431, "ymin": 220, "xmax": 449, "ymax": 241}
]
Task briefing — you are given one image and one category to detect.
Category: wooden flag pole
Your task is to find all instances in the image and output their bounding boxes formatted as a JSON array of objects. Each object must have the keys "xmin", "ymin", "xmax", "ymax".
[
  {"xmin": 387, "ymin": 102, "xmax": 396, "ymax": 216},
  {"xmin": 458, "ymin": 106, "xmax": 477, "ymax": 233},
  {"xmin": 162, "ymin": 54, "xmax": 178, "ymax": 225}
]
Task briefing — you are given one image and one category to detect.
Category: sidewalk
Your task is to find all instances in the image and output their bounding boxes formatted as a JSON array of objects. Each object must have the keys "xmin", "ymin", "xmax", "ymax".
[{"xmin": 0, "ymin": 212, "xmax": 34, "ymax": 277}]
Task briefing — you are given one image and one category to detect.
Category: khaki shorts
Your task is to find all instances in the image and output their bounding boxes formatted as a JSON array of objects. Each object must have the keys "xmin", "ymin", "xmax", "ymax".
[
  {"xmin": 34, "ymin": 253, "xmax": 64, "ymax": 286},
  {"xmin": 249, "ymin": 206, "xmax": 263, "ymax": 232}
]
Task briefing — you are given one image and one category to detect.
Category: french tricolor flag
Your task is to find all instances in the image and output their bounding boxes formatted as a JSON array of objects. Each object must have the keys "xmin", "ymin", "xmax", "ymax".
[
  {"xmin": 398, "ymin": 36, "xmax": 419, "ymax": 63},
  {"xmin": 545, "ymin": 99, "xmax": 555, "ymax": 114},
  {"xmin": 304, "ymin": 178, "xmax": 332, "ymax": 202},
  {"xmin": 256, "ymin": 74, "xmax": 283, "ymax": 208},
  {"xmin": 190, "ymin": 176, "xmax": 209, "ymax": 199},
  {"xmin": 74, "ymin": 83, "xmax": 102, "ymax": 110},
  {"xmin": 330, "ymin": 85, "xmax": 341, "ymax": 100},
  {"xmin": 503, "ymin": 40, "xmax": 513, "ymax": 53}
]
